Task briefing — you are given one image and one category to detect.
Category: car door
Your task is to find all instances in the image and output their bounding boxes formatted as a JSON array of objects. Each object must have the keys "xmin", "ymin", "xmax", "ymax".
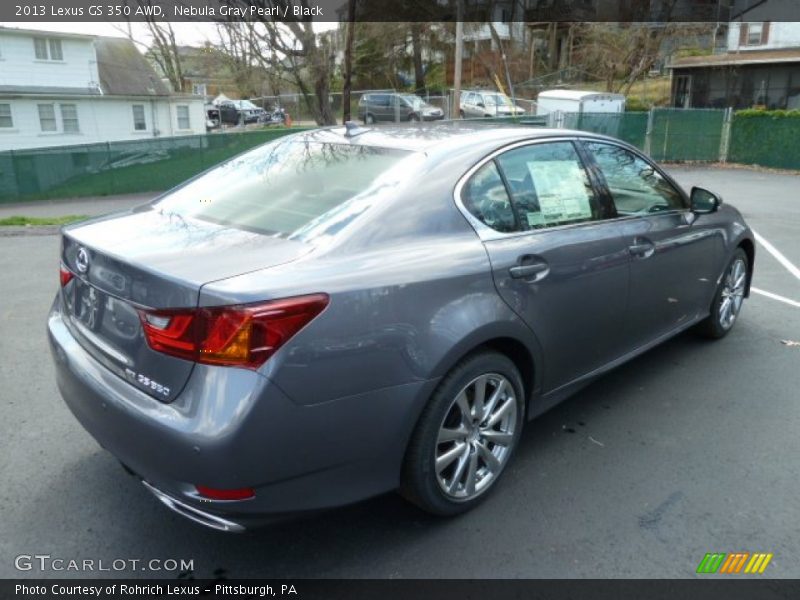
[
  {"xmin": 459, "ymin": 139, "xmax": 631, "ymax": 395},
  {"xmin": 373, "ymin": 94, "xmax": 391, "ymax": 121},
  {"xmin": 582, "ymin": 140, "xmax": 724, "ymax": 349},
  {"xmin": 462, "ymin": 93, "xmax": 478, "ymax": 118}
]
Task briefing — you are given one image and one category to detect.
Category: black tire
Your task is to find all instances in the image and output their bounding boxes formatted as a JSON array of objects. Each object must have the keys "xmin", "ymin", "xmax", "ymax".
[
  {"xmin": 459, "ymin": 109, "xmax": 465, "ymax": 119},
  {"xmin": 364, "ymin": 113, "xmax": 375, "ymax": 125},
  {"xmin": 695, "ymin": 248, "xmax": 749, "ymax": 339},
  {"xmin": 400, "ymin": 351, "xmax": 525, "ymax": 516},
  {"xmin": 409, "ymin": 113, "xmax": 421, "ymax": 122}
]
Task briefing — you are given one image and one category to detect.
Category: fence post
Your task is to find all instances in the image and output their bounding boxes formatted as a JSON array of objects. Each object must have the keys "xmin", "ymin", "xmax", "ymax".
[
  {"xmin": 644, "ymin": 107, "xmax": 655, "ymax": 156},
  {"xmin": 718, "ymin": 107, "xmax": 733, "ymax": 163}
]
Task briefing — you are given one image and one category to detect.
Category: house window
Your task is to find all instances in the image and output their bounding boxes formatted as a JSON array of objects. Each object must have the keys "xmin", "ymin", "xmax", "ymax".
[
  {"xmin": 38, "ymin": 104, "xmax": 57, "ymax": 132},
  {"xmin": 132, "ymin": 104, "xmax": 147, "ymax": 131},
  {"xmin": 192, "ymin": 83, "xmax": 207, "ymax": 96},
  {"xmin": 747, "ymin": 23, "xmax": 764, "ymax": 45},
  {"xmin": 176, "ymin": 105, "xmax": 190, "ymax": 129},
  {"xmin": 34, "ymin": 37, "xmax": 63, "ymax": 60},
  {"xmin": 34, "ymin": 38, "xmax": 48, "ymax": 59},
  {"xmin": 0, "ymin": 104, "xmax": 12, "ymax": 128},
  {"xmin": 49, "ymin": 39, "xmax": 63, "ymax": 60},
  {"xmin": 60, "ymin": 104, "xmax": 79, "ymax": 133}
]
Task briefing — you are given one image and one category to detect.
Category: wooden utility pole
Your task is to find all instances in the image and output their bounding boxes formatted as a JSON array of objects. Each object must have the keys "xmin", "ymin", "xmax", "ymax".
[
  {"xmin": 342, "ymin": 0, "xmax": 356, "ymax": 123},
  {"xmin": 453, "ymin": 0, "xmax": 464, "ymax": 119}
]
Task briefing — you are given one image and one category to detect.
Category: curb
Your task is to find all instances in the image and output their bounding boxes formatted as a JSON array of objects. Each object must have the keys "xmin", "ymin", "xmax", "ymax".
[{"xmin": 0, "ymin": 225, "xmax": 61, "ymax": 237}]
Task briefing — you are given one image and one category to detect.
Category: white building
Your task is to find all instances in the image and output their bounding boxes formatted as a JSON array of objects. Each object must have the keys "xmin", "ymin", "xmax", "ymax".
[{"xmin": 0, "ymin": 27, "xmax": 206, "ymax": 151}]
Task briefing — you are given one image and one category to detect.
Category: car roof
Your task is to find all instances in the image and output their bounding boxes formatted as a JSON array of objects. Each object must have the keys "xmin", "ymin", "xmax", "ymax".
[{"xmin": 294, "ymin": 124, "xmax": 619, "ymax": 153}]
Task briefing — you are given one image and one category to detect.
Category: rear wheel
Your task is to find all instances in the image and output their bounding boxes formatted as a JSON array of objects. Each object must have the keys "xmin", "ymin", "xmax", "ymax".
[
  {"xmin": 364, "ymin": 113, "xmax": 375, "ymax": 124},
  {"xmin": 696, "ymin": 248, "xmax": 748, "ymax": 339},
  {"xmin": 401, "ymin": 351, "xmax": 524, "ymax": 516},
  {"xmin": 459, "ymin": 109, "xmax": 465, "ymax": 119}
]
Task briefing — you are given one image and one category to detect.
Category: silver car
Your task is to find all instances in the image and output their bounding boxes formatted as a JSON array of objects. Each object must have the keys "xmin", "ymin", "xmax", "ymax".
[
  {"xmin": 461, "ymin": 90, "xmax": 526, "ymax": 118},
  {"xmin": 49, "ymin": 125, "xmax": 754, "ymax": 531}
]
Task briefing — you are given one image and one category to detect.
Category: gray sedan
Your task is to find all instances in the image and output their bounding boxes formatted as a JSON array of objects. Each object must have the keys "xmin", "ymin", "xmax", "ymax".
[{"xmin": 48, "ymin": 125, "xmax": 754, "ymax": 531}]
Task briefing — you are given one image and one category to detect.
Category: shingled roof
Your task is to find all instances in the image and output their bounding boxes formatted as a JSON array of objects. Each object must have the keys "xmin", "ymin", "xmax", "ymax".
[{"xmin": 95, "ymin": 37, "xmax": 171, "ymax": 96}]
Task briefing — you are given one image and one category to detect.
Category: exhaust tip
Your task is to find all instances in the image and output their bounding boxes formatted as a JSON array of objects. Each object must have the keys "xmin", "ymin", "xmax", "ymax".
[{"xmin": 142, "ymin": 481, "xmax": 246, "ymax": 533}]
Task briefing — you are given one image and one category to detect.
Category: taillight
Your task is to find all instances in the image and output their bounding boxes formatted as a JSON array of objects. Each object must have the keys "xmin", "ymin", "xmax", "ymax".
[
  {"xmin": 138, "ymin": 294, "xmax": 329, "ymax": 369},
  {"xmin": 59, "ymin": 263, "xmax": 74, "ymax": 287}
]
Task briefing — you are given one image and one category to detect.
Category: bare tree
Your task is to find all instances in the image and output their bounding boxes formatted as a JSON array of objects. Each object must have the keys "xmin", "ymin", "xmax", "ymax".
[
  {"xmin": 228, "ymin": 0, "xmax": 336, "ymax": 125},
  {"xmin": 117, "ymin": 2, "xmax": 184, "ymax": 92}
]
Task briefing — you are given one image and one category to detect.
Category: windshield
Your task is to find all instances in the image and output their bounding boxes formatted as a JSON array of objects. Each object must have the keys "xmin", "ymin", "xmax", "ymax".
[
  {"xmin": 484, "ymin": 94, "xmax": 513, "ymax": 107},
  {"xmin": 401, "ymin": 95, "xmax": 424, "ymax": 109},
  {"xmin": 153, "ymin": 140, "xmax": 413, "ymax": 237},
  {"xmin": 236, "ymin": 100, "xmax": 259, "ymax": 110}
]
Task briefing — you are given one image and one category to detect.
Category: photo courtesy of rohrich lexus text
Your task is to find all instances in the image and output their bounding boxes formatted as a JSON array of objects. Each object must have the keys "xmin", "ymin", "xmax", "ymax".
[{"xmin": 1, "ymin": 1, "xmax": 799, "ymax": 599}]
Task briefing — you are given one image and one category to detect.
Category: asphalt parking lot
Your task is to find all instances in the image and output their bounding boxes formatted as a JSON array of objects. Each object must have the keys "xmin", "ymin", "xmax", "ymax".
[{"xmin": 0, "ymin": 166, "xmax": 798, "ymax": 579}]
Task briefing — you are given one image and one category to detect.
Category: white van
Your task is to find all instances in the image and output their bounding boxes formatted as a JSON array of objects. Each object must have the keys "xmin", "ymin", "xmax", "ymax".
[{"xmin": 535, "ymin": 90, "xmax": 626, "ymax": 115}]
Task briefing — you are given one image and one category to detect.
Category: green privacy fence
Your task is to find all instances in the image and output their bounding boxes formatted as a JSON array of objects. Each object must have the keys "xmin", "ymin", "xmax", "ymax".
[
  {"xmin": 0, "ymin": 128, "xmax": 305, "ymax": 203},
  {"xmin": 562, "ymin": 111, "xmax": 650, "ymax": 150},
  {"xmin": 648, "ymin": 108, "xmax": 726, "ymax": 162},
  {"xmin": 2, "ymin": 111, "xmax": 799, "ymax": 203},
  {"xmin": 728, "ymin": 112, "xmax": 800, "ymax": 170}
]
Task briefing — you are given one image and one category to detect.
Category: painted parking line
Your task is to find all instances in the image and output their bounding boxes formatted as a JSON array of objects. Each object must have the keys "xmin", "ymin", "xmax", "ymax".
[
  {"xmin": 753, "ymin": 229, "xmax": 800, "ymax": 282},
  {"xmin": 751, "ymin": 287, "xmax": 800, "ymax": 309}
]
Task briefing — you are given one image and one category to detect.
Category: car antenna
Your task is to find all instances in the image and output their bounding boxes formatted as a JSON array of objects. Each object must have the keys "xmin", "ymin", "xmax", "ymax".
[{"xmin": 343, "ymin": 121, "xmax": 369, "ymax": 138}]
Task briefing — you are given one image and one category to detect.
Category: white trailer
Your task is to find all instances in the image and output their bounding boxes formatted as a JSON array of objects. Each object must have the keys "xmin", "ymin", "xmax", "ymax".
[{"xmin": 535, "ymin": 90, "xmax": 626, "ymax": 116}]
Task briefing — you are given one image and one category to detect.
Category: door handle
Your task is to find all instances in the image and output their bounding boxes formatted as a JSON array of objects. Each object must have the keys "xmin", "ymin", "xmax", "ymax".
[
  {"xmin": 509, "ymin": 259, "xmax": 549, "ymax": 280},
  {"xmin": 628, "ymin": 238, "xmax": 655, "ymax": 258}
]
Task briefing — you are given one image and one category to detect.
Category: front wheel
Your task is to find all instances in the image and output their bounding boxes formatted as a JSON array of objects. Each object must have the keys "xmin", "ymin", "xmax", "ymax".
[
  {"xmin": 401, "ymin": 351, "xmax": 525, "ymax": 516},
  {"xmin": 696, "ymin": 248, "xmax": 749, "ymax": 339}
]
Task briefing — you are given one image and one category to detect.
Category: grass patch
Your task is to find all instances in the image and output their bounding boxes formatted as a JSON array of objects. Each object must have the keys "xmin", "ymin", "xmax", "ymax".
[{"xmin": 0, "ymin": 215, "xmax": 90, "ymax": 226}]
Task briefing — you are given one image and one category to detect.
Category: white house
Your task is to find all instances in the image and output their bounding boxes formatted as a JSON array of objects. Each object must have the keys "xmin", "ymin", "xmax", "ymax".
[{"xmin": 0, "ymin": 27, "xmax": 206, "ymax": 151}]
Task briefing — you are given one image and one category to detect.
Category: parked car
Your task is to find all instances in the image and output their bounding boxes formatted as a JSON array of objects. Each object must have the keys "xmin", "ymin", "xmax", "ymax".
[
  {"xmin": 218, "ymin": 99, "xmax": 266, "ymax": 125},
  {"xmin": 49, "ymin": 126, "xmax": 754, "ymax": 531},
  {"xmin": 460, "ymin": 90, "xmax": 526, "ymax": 118},
  {"xmin": 205, "ymin": 105, "xmax": 220, "ymax": 130},
  {"xmin": 358, "ymin": 93, "xmax": 444, "ymax": 123}
]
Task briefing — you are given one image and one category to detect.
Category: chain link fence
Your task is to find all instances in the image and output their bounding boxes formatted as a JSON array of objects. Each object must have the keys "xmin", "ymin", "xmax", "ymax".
[
  {"xmin": 0, "ymin": 128, "xmax": 305, "ymax": 203},
  {"xmin": 2, "ymin": 108, "xmax": 797, "ymax": 203}
]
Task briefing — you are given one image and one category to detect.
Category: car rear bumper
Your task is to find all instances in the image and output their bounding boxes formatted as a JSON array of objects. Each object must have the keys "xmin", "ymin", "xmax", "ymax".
[{"xmin": 48, "ymin": 299, "xmax": 438, "ymax": 529}]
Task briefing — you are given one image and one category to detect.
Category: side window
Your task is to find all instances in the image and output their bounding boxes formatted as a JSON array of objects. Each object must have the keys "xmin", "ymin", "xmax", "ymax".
[
  {"xmin": 462, "ymin": 162, "xmax": 517, "ymax": 233},
  {"xmin": 585, "ymin": 142, "xmax": 685, "ymax": 215},
  {"xmin": 495, "ymin": 142, "xmax": 600, "ymax": 229}
]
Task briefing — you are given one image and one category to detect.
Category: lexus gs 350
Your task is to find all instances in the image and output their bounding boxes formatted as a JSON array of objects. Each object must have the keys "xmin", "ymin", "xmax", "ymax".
[{"xmin": 48, "ymin": 125, "xmax": 754, "ymax": 531}]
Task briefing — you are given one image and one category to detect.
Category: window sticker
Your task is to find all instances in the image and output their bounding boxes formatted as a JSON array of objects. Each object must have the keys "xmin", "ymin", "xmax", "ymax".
[{"xmin": 525, "ymin": 160, "xmax": 593, "ymax": 225}]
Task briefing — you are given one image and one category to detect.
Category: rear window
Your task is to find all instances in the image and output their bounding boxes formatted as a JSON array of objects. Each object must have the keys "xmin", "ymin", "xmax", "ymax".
[{"xmin": 153, "ymin": 140, "xmax": 413, "ymax": 236}]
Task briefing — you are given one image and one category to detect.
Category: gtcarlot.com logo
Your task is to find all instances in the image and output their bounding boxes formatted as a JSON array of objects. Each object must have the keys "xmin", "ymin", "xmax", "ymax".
[
  {"xmin": 697, "ymin": 552, "xmax": 773, "ymax": 574},
  {"xmin": 14, "ymin": 554, "xmax": 194, "ymax": 573}
]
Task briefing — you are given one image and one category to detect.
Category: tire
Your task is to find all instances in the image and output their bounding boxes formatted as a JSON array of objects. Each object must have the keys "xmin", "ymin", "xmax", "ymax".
[
  {"xmin": 401, "ymin": 351, "xmax": 525, "ymax": 516},
  {"xmin": 409, "ymin": 113, "xmax": 421, "ymax": 122},
  {"xmin": 459, "ymin": 109, "xmax": 465, "ymax": 119},
  {"xmin": 695, "ymin": 248, "xmax": 749, "ymax": 339},
  {"xmin": 364, "ymin": 113, "xmax": 375, "ymax": 124}
]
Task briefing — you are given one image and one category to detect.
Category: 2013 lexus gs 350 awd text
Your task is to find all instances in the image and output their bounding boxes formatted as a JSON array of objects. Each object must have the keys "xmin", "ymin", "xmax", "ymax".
[{"xmin": 48, "ymin": 125, "xmax": 755, "ymax": 531}]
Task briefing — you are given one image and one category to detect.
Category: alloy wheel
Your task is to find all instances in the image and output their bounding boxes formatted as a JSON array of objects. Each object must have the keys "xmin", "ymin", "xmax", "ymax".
[
  {"xmin": 719, "ymin": 257, "xmax": 746, "ymax": 330},
  {"xmin": 435, "ymin": 373, "xmax": 518, "ymax": 501}
]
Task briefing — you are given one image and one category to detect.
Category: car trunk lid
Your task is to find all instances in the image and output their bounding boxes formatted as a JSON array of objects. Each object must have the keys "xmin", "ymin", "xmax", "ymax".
[{"xmin": 60, "ymin": 208, "xmax": 310, "ymax": 402}]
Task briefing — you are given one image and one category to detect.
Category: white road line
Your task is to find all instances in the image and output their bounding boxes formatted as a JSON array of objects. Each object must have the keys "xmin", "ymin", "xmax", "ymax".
[
  {"xmin": 753, "ymin": 229, "xmax": 800, "ymax": 281},
  {"xmin": 751, "ymin": 287, "xmax": 800, "ymax": 309}
]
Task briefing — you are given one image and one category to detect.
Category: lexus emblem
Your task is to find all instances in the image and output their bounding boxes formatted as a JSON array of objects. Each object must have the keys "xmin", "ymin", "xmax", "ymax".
[{"xmin": 75, "ymin": 247, "xmax": 90, "ymax": 274}]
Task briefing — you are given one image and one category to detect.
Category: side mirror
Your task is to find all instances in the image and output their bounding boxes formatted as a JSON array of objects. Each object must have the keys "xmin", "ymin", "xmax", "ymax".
[{"xmin": 690, "ymin": 186, "xmax": 722, "ymax": 214}]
